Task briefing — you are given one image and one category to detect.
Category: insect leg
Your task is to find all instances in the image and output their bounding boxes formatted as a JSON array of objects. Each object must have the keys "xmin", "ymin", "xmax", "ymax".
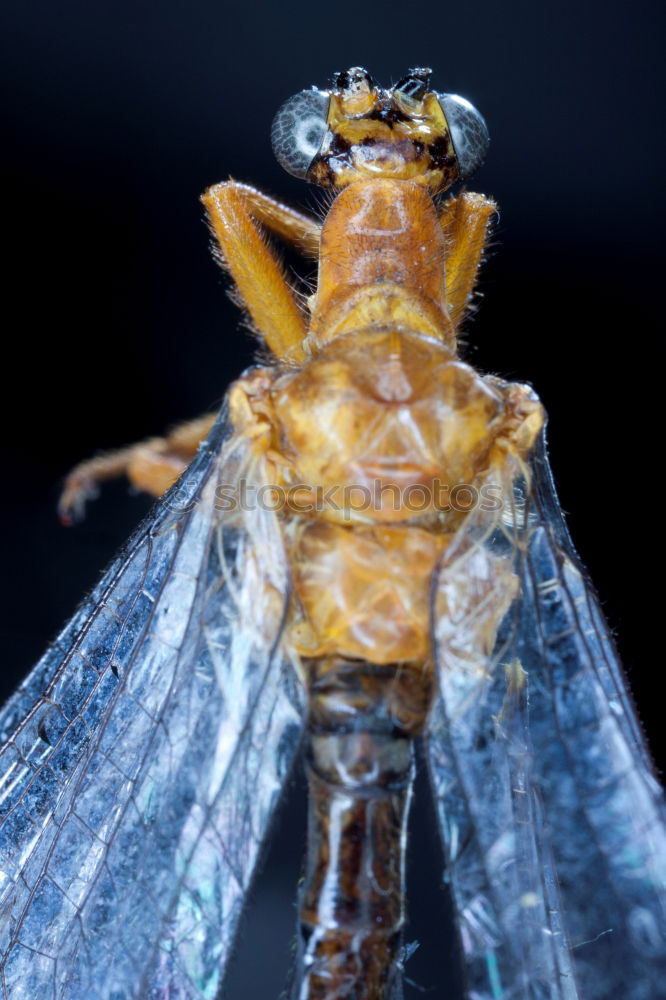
[
  {"xmin": 222, "ymin": 181, "xmax": 321, "ymax": 257},
  {"xmin": 58, "ymin": 412, "xmax": 217, "ymax": 523},
  {"xmin": 438, "ymin": 191, "xmax": 497, "ymax": 332},
  {"xmin": 202, "ymin": 181, "xmax": 318, "ymax": 360},
  {"xmin": 61, "ymin": 184, "xmax": 317, "ymax": 521}
]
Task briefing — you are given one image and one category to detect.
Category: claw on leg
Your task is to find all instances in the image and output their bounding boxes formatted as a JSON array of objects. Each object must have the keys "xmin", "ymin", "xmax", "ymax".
[{"xmin": 59, "ymin": 412, "xmax": 217, "ymax": 524}]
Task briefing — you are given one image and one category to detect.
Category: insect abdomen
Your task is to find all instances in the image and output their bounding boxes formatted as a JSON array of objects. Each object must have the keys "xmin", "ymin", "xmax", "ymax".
[{"xmin": 297, "ymin": 657, "xmax": 434, "ymax": 999}]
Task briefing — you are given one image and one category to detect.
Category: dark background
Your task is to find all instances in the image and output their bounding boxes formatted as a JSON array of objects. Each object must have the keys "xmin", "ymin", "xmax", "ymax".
[{"xmin": 1, "ymin": 0, "xmax": 664, "ymax": 996}]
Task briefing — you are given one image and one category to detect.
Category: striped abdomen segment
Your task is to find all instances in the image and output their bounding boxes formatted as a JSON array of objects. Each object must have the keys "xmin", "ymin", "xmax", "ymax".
[{"xmin": 297, "ymin": 657, "xmax": 434, "ymax": 1000}]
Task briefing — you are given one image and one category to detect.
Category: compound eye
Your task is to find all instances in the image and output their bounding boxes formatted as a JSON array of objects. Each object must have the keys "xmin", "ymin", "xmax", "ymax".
[
  {"xmin": 271, "ymin": 89, "xmax": 330, "ymax": 179},
  {"xmin": 435, "ymin": 93, "xmax": 489, "ymax": 179}
]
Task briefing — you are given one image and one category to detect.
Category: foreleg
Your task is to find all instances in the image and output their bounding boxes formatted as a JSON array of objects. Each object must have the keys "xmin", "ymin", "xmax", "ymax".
[
  {"xmin": 439, "ymin": 191, "xmax": 497, "ymax": 332},
  {"xmin": 201, "ymin": 180, "xmax": 322, "ymax": 361}
]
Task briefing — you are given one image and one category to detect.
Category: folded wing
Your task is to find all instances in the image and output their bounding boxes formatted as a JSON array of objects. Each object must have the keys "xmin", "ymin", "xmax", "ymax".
[
  {"xmin": 0, "ymin": 399, "xmax": 303, "ymax": 999},
  {"xmin": 426, "ymin": 429, "xmax": 666, "ymax": 1000}
]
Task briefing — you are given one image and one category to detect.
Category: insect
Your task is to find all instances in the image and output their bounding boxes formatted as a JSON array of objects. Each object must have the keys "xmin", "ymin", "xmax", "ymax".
[{"xmin": 1, "ymin": 65, "xmax": 665, "ymax": 1000}]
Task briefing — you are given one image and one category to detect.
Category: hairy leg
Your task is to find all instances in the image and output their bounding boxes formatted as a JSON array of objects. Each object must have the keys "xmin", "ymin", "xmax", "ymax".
[{"xmin": 439, "ymin": 191, "xmax": 497, "ymax": 333}]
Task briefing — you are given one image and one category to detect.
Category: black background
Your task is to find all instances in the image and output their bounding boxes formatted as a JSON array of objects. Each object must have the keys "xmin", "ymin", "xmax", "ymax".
[{"xmin": 1, "ymin": 0, "xmax": 664, "ymax": 996}]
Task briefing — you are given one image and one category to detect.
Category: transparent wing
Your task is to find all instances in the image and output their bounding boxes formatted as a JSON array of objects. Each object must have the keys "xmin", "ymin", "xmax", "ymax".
[
  {"xmin": 426, "ymin": 428, "xmax": 666, "ymax": 1000},
  {"xmin": 0, "ymin": 398, "xmax": 304, "ymax": 1000}
]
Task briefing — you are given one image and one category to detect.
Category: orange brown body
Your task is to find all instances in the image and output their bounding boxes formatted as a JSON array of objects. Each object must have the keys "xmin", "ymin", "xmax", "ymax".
[
  {"xmin": 60, "ymin": 68, "xmax": 543, "ymax": 999},
  {"xmin": 223, "ymin": 168, "xmax": 540, "ymax": 996}
]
